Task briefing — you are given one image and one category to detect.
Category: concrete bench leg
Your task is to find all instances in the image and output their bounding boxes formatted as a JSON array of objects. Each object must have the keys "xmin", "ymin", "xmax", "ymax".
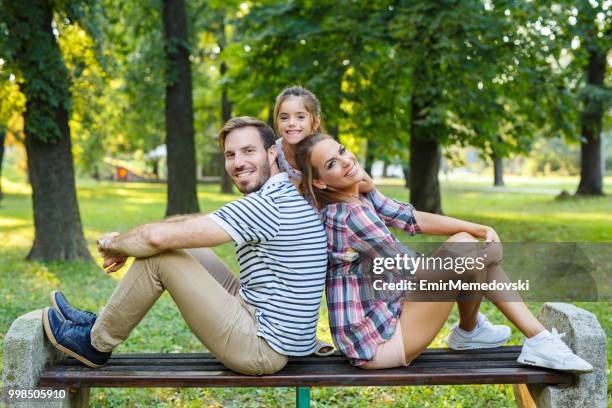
[
  {"xmin": 514, "ymin": 302, "xmax": 607, "ymax": 408},
  {"xmin": 2, "ymin": 309, "xmax": 89, "ymax": 408}
]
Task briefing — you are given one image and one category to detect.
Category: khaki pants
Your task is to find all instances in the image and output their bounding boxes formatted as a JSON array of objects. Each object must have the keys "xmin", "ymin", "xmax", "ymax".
[{"xmin": 90, "ymin": 248, "xmax": 288, "ymax": 375}]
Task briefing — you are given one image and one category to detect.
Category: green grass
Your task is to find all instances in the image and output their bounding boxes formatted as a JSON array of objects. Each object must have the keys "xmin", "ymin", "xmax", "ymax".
[{"xmin": 1, "ymin": 170, "xmax": 610, "ymax": 407}]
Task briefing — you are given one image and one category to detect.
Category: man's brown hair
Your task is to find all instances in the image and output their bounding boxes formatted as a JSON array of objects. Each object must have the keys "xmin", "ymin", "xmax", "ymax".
[{"xmin": 218, "ymin": 116, "xmax": 276, "ymax": 150}]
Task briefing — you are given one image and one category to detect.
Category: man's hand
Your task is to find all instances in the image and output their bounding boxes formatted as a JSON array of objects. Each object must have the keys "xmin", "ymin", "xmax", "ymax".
[
  {"xmin": 96, "ymin": 232, "xmax": 120, "ymax": 258},
  {"xmin": 481, "ymin": 226, "xmax": 501, "ymax": 243},
  {"xmin": 102, "ymin": 255, "xmax": 128, "ymax": 273},
  {"xmin": 97, "ymin": 232, "xmax": 127, "ymax": 273}
]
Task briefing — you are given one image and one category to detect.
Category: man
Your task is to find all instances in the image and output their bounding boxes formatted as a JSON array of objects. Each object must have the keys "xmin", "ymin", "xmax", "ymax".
[{"xmin": 43, "ymin": 117, "xmax": 328, "ymax": 375}]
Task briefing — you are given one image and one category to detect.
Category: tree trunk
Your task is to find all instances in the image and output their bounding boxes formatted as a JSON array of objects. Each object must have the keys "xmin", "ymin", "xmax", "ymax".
[
  {"xmin": 410, "ymin": 136, "xmax": 442, "ymax": 213},
  {"xmin": 409, "ymin": 96, "xmax": 442, "ymax": 213},
  {"xmin": 576, "ymin": 46, "xmax": 606, "ymax": 196},
  {"xmin": 402, "ymin": 164, "xmax": 410, "ymax": 189},
  {"xmin": 267, "ymin": 104, "xmax": 275, "ymax": 127},
  {"xmin": 0, "ymin": 130, "xmax": 5, "ymax": 201},
  {"xmin": 7, "ymin": 0, "xmax": 90, "ymax": 260},
  {"xmin": 162, "ymin": 0, "xmax": 200, "ymax": 216},
  {"xmin": 328, "ymin": 125, "xmax": 339, "ymax": 141},
  {"xmin": 382, "ymin": 161, "xmax": 389, "ymax": 178},
  {"xmin": 364, "ymin": 139, "xmax": 375, "ymax": 176},
  {"xmin": 219, "ymin": 20, "xmax": 233, "ymax": 194},
  {"xmin": 493, "ymin": 153, "xmax": 504, "ymax": 186}
]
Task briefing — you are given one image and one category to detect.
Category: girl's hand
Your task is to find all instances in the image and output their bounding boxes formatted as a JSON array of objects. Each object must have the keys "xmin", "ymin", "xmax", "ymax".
[
  {"xmin": 357, "ymin": 172, "xmax": 376, "ymax": 194},
  {"xmin": 482, "ymin": 226, "xmax": 501, "ymax": 243}
]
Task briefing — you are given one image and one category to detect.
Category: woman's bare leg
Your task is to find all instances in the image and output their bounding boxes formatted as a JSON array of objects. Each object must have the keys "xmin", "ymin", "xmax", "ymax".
[
  {"xmin": 449, "ymin": 233, "xmax": 546, "ymax": 337},
  {"xmin": 482, "ymin": 258, "xmax": 545, "ymax": 337},
  {"xmin": 400, "ymin": 301, "xmax": 455, "ymax": 362}
]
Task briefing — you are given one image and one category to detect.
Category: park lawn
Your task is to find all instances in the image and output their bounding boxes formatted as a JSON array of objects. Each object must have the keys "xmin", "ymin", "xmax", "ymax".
[{"xmin": 0, "ymin": 174, "xmax": 610, "ymax": 407}]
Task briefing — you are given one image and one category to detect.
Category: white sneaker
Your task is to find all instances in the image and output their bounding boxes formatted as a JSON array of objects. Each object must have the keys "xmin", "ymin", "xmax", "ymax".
[
  {"xmin": 517, "ymin": 328, "xmax": 593, "ymax": 373},
  {"xmin": 445, "ymin": 313, "xmax": 512, "ymax": 350}
]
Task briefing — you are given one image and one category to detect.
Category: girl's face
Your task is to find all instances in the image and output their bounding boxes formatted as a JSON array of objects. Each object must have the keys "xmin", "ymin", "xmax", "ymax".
[
  {"xmin": 310, "ymin": 138, "xmax": 363, "ymax": 192},
  {"xmin": 277, "ymin": 96, "xmax": 320, "ymax": 145}
]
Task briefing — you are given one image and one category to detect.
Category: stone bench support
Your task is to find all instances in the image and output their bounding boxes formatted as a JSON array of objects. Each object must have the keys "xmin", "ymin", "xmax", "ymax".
[
  {"xmin": 2, "ymin": 309, "xmax": 88, "ymax": 408},
  {"xmin": 514, "ymin": 302, "xmax": 607, "ymax": 408}
]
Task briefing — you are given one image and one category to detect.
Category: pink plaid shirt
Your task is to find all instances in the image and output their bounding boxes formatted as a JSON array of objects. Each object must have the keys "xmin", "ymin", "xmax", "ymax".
[{"xmin": 322, "ymin": 189, "xmax": 421, "ymax": 365}]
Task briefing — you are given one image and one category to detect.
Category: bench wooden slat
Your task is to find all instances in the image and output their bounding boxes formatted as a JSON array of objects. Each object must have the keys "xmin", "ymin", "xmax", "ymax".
[
  {"xmin": 38, "ymin": 347, "xmax": 574, "ymax": 388},
  {"xmin": 93, "ymin": 346, "xmax": 523, "ymax": 361},
  {"xmin": 42, "ymin": 358, "xmax": 533, "ymax": 373},
  {"xmin": 49, "ymin": 346, "xmax": 524, "ymax": 367},
  {"xmin": 51, "ymin": 353, "xmax": 520, "ymax": 368},
  {"xmin": 39, "ymin": 367, "xmax": 573, "ymax": 388}
]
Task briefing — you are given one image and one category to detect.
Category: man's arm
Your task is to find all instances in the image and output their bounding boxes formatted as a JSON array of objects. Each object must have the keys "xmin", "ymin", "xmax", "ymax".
[
  {"xmin": 100, "ymin": 214, "xmax": 232, "ymax": 258},
  {"xmin": 161, "ymin": 213, "xmax": 203, "ymax": 223}
]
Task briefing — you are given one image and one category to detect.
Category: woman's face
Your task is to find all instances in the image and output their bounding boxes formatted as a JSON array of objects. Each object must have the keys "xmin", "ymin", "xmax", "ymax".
[
  {"xmin": 277, "ymin": 96, "xmax": 320, "ymax": 145},
  {"xmin": 310, "ymin": 138, "xmax": 364, "ymax": 192}
]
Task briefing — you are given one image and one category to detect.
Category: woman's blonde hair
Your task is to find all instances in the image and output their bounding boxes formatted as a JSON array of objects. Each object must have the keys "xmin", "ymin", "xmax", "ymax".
[
  {"xmin": 273, "ymin": 86, "xmax": 324, "ymax": 137},
  {"xmin": 295, "ymin": 133, "xmax": 360, "ymax": 210}
]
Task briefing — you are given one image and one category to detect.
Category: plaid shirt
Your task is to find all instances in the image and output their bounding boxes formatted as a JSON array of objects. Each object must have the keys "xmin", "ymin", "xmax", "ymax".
[{"xmin": 322, "ymin": 189, "xmax": 421, "ymax": 365}]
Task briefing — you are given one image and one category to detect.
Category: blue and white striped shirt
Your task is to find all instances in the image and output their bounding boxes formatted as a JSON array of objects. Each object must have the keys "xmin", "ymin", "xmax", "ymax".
[{"xmin": 209, "ymin": 172, "xmax": 327, "ymax": 356}]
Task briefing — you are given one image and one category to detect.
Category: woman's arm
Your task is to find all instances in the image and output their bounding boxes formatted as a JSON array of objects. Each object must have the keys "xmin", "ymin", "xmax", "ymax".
[
  {"xmin": 365, "ymin": 189, "xmax": 420, "ymax": 235},
  {"xmin": 413, "ymin": 211, "xmax": 500, "ymax": 242},
  {"xmin": 346, "ymin": 203, "xmax": 419, "ymax": 261}
]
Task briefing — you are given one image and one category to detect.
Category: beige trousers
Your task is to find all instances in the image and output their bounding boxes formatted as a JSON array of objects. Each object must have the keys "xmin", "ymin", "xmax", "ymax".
[{"xmin": 90, "ymin": 248, "xmax": 288, "ymax": 375}]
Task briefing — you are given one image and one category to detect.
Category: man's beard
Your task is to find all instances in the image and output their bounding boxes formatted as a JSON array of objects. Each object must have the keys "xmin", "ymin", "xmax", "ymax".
[{"xmin": 236, "ymin": 156, "xmax": 271, "ymax": 194}]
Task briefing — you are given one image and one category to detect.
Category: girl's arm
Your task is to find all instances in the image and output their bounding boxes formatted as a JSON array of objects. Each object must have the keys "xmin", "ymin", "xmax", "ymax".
[{"xmin": 413, "ymin": 211, "xmax": 500, "ymax": 242}]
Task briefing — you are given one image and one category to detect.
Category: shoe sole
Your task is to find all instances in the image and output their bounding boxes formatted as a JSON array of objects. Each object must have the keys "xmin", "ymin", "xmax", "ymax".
[
  {"xmin": 517, "ymin": 353, "xmax": 593, "ymax": 374},
  {"xmin": 446, "ymin": 335, "xmax": 510, "ymax": 350},
  {"xmin": 446, "ymin": 340, "xmax": 509, "ymax": 350},
  {"xmin": 42, "ymin": 307, "xmax": 104, "ymax": 369},
  {"xmin": 50, "ymin": 291, "xmax": 67, "ymax": 320}
]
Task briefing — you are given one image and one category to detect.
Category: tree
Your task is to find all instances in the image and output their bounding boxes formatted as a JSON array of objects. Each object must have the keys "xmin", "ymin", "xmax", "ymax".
[
  {"xmin": 162, "ymin": 0, "xmax": 200, "ymax": 215},
  {"xmin": 492, "ymin": 153, "xmax": 505, "ymax": 187},
  {"xmin": 1, "ymin": 0, "xmax": 90, "ymax": 260},
  {"xmin": 218, "ymin": 18, "xmax": 234, "ymax": 194},
  {"xmin": 237, "ymin": 1, "xmax": 572, "ymax": 213},
  {"xmin": 191, "ymin": 2, "xmax": 239, "ymax": 194},
  {"xmin": 573, "ymin": 3, "xmax": 610, "ymax": 195}
]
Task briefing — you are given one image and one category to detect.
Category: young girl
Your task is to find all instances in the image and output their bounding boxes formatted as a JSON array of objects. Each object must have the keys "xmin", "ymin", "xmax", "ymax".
[
  {"xmin": 273, "ymin": 85, "xmax": 375, "ymax": 191},
  {"xmin": 294, "ymin": 133, "xmax": 592, "ymax": 372}
]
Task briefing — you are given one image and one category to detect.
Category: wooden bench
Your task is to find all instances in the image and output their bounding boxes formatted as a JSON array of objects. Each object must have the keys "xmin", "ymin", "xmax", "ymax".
[
  {"xmin": 36, "ymin": 346, "xmax": 572, "ymax": 407},
  {"xmin": 3, "ymin": 303, "xmax": 606, "ymax": 407}
]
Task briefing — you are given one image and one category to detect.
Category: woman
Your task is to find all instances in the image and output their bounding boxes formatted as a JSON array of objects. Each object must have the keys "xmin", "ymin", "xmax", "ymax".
[{"xmin": 294, "ymin": 132, "xmax": 592, "ymax": 372}]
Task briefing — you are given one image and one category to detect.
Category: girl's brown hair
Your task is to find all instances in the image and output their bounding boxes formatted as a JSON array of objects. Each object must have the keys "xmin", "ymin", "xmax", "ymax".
[
  {"xmin": 295, "ymin": 133, "xmax": 361, "ymax": 210},
  {"xmin": 273, "ymin": 86, "xmax": 324, "ymax": 137}
]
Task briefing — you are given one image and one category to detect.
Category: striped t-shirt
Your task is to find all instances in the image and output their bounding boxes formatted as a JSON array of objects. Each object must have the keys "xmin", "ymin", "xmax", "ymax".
[{"xmin": 209, "ymin": 172, "xmax": 327, "ymax": 356}]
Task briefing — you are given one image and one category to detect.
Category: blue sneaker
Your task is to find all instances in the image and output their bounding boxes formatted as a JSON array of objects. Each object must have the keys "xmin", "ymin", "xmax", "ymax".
[
  {"xmin": 50, "ymin": 290, "xmax": 97, "ymax": 325},
  {"xmin": 42, "ymin": 307, "xmax": 111, "ymax": 368}
]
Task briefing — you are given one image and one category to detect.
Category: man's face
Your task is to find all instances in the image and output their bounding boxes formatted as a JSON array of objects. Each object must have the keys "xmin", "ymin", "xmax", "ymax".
[{"xmin": 223, "ymin": 126, "xmax": 276, "ymax": 194}]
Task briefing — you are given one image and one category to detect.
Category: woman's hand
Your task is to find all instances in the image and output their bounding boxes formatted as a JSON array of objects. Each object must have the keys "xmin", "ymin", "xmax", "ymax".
[{"xmin": 481, "ymin": 226, "xmax": 501, "ymax": 243}]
